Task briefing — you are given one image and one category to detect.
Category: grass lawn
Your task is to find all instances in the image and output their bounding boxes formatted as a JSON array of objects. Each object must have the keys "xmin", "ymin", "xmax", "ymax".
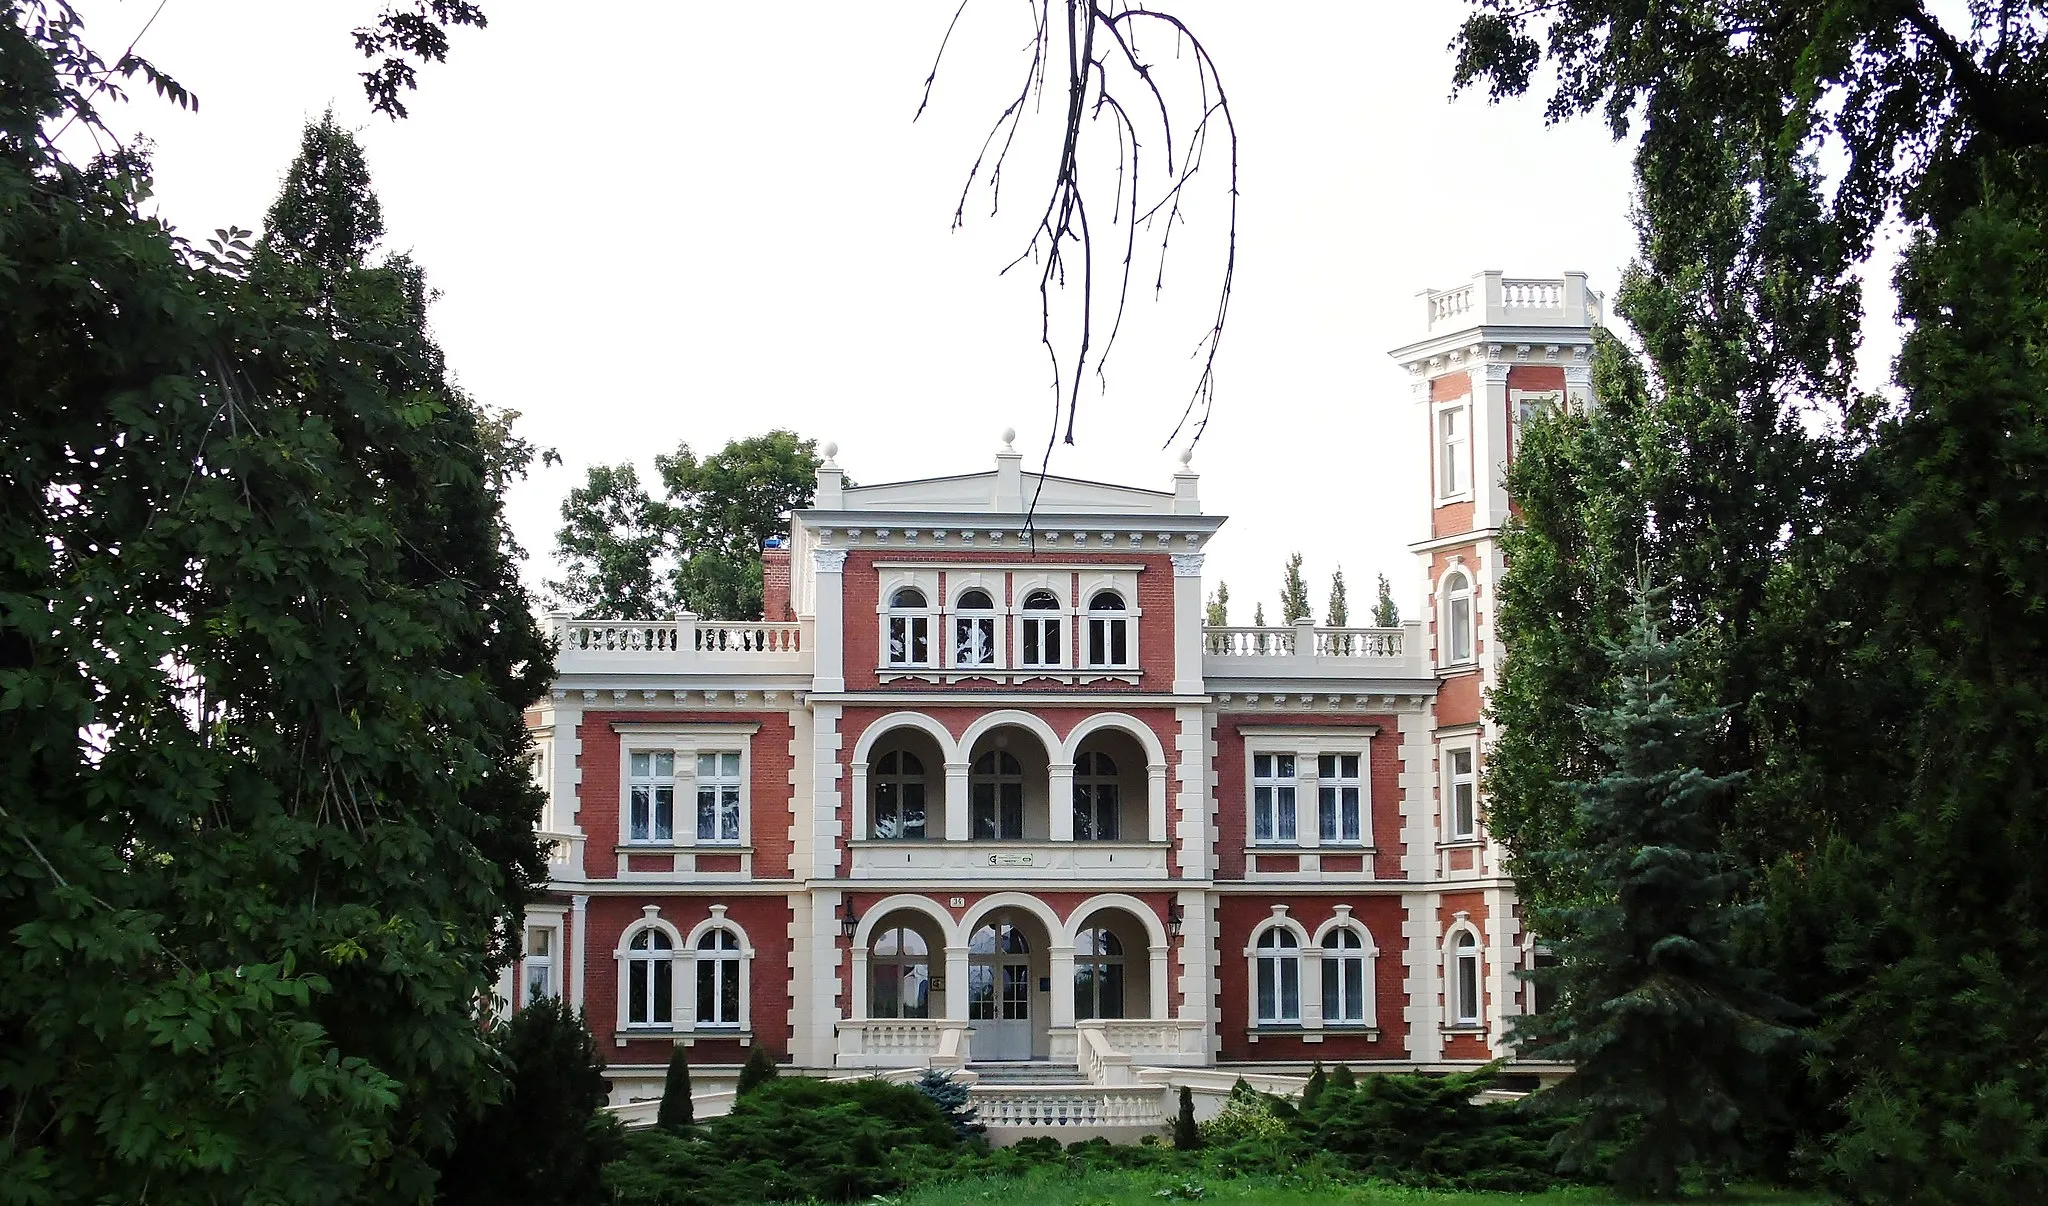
[{"xmin": 888, "ymin": 1169, "xmax": 1831, "ymax": 1206}]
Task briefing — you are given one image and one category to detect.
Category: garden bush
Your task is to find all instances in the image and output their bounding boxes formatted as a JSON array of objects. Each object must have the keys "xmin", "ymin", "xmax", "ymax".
[
  {"xmin": 1295, "ymin": 1063, "xmax": 1576, "ymax": 1192},
  {"xmin": 604, "ymin": 1075, "xmax": 958, "ymax": 1205}
]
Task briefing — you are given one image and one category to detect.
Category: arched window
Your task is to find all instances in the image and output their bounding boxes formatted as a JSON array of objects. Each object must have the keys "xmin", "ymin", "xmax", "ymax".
[
  {"xmin": 872, "ymin": 750, "xmax": 927, "ymax": 840},
  {"xmin": 1085, "ymin": 590, "xmax": 1129, "ymax": 667},
  {"xmin": 1452, "ymin": 930, "xmax": 1481, "ymax": 1026},
  {"xmin": 1020, "ymin": 589, "xmax": 1063, "ymax": 668},
  {"xmin": 1255, "ymin": 927, "xmax": 1301, "ymax": 1025},
  {"xmin": 887, "ymin": 586, "xmax": 930, "ymax": 667},
  {"xmin": 870, "ymin": 925, "xmax": 931, "ymax": 1019},
  {"xmin": 971, "ymin": 750, "xmax": 1024, "ymax": 840},
  {"xmin": 695, "ymin": 928, "xmax": 743, "ymax": 1028},
  {"xmin": 1443, "ymin": 571, "xmax": 1473, "ymax": 664},
  {"xmin": 953, "ymin": 588, "xmax": 997, "ymax": 667},
  {"xmin": 1073, "ymin": 750, "xmax": 1120, "ymax": 841},
  {"xmin": 626, "ymin": 928, "xmax": 674, "ymax": 1027},
  {"xmin": 1321, "ymin": 927, "xmax": 1369, "ymax": 1025},
  {"xmin": 1074, "ymin": 926, "xmax": 1126, "ymax": 1019}
]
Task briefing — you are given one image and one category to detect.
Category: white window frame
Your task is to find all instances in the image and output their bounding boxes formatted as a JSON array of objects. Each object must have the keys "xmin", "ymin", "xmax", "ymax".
[
  {"xmin": 867, "ymin": 922, "xmax": 936, "ymax": 1019},
  {"xmin": 883, "ymin": 583, "xmax": 934, "ymax": 668},
  {"xmin": 684, "ymin": 909, "xmax": 754, "ymax": 1032},
  {"xmin": 616, "ymin": 725, "xmax": 759, "ymax": 850},
  {"xmin": 1247, "ymin": 918, "xmax": 1305, "ymax": 1027},
  {"xmin": 1072, "ymin": 749, "xmax": 1121, "ymax": 842},
  {"xmin": 522, "ymin": 912, "xmax": 564, "ymax": 1008},
  {"xmin": 1083, "ymin": 588, "xmax": 1133, "ymax": 669},
  {"xmin": 1443, "ymin": 742, "xmax": 1478, "ymax": 841},
  {"xmin": 618, "ymin": 910, "xmax": 682, "ymax": 1031},
  {"xmin": 1435, "ymin": 399, "xmax": 1472, "ymax": 501},
  {"xmin": 1317, "ymin": 924, "xmax": 1375, "ymax": 1028},
  {"xmin": 1316, "ymin": 751, "xmax": 1366, "ymax": 846},
  {"xmin": 1249, "ymin": 751, "xmax": 1298, "ymax": 846},
  {"xmin": 625, "ymin": 750, "xmax": 677, "ymax": 845},
  {"xmin": 1449, "ymin": 926, "xmax": 1483, "ymax": 1027},
  {"xmin": 692, "ymin": 749, "xmax": 745, "ymax": 845},
  {"xmin": 1440, "ymin": 568, "xmax": 1475, "ymax": 666},
  {"xmin": 949, "ymin": 583, "xmax": 1002, "ymax": 670},
  {"xmin": 870, "ymin": 747, "xmax": 932, "ymax": 840},
  {"xmin": 1015, "ymin": 584, "xmax": 1068, "ymax": 669}
]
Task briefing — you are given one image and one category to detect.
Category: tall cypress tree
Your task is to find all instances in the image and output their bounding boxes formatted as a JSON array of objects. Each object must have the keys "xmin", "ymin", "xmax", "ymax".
[
  {"xmin": 1514, "ymin": 592, "xmax": 1798, "ymax": 1197},
  {"xmin": 1326, "ymin": 567, "xmax": 1349, "ymax": 627},
  {"xmin": 1279, "ymin": 553, "xmax": 1311, "ymax": 623}
]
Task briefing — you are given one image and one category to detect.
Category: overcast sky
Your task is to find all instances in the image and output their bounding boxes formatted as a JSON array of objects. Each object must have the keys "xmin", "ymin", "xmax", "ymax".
[{"xmin": 75, "ymin": 0, "xmax": 1647, "ymax": 622}]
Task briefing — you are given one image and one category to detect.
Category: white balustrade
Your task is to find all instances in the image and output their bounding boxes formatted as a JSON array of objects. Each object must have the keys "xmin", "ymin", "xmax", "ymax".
[
  {"xmin": 969, "ymin": 1087, "xmax": 1165, "ymax": 1129},
  {"xmin": 552, "ymin": 613, "xmax": 808, "ymax": 673},
  {"xmin": 1500, "ymin": 278, "xmax": 1563, "ymax": 308},
  {"xmin": 1428, "ymin": 284, "xmax": 1473, "ymax": 327},
  {"xmin": 835, "ymin": 1018, "xmax": 972, "ymax": 1068},
  {"xmin": 1204, "ymin": 626, "xmax": 1401, "ymax": 659}
]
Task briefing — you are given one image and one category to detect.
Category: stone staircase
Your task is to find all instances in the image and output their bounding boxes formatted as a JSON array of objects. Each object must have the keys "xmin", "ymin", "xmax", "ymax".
[{"xmin": 967, "ymin": 1062, "xmax": 1086, "ymax": 1087}]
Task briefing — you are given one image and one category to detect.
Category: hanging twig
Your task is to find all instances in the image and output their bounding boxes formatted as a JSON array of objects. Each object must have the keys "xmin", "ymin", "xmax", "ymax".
[{"xmin": 918, "ymin": 1, "xmax": 1239, "ymax": 450}]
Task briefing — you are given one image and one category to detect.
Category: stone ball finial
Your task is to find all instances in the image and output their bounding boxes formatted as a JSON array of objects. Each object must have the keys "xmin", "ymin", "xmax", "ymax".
[
  {"xmin": 1178, "ymin": 445, "xmax": 1194, "ymax": 467},
  {"xmin": 822, "ymin": 440, "xmax": 839, "ymax": 462},
  {"xmin": 1000, "ymin": 427, "xmax": 1017, "ymax": 447}
]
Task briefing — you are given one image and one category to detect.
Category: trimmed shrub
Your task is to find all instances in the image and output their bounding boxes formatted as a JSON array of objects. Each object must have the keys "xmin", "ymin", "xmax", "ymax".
[
  {"xmin": 1296, "ymin": 1063, "xmax": 1571, "ymax": 1192},
  {"xmin": 1173, "ymin": 1085, "xmax": 1201, "ymax": 1150},
  {"xmin": 1199, "ymin": 1081, "xmax": 1291, "ymax": 1148},
  {"xmin": 657, "ymin": 1045, "xmax": 693, "ymax": 1133},
  {"xmin": 735, "ymin": 1044, "xmax": 781, "ymax": 1095}
]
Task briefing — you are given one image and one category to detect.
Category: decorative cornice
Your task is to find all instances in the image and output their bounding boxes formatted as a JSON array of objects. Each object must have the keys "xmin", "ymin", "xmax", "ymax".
[{"xmin": 812, "ymin": 548, "xmax": 848, "ymax": 572}]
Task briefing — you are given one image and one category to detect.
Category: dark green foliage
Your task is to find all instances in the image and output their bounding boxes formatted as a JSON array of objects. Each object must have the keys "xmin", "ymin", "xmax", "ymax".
[
  {"xmin": 1278, "ymin": 553, "xmax": 1311, "ymax": 624},
  {"xmin": 1325, "ymin": 569, "xmax": 1348, "ymax": 627},
  {"xmin": 437, "ymin": 998, "xmax": 624, "ymax": 1206},
  {"xmin": 1512, "ymin": 596, "xmax": 1801, "ymax": 1196},
  {"xmin": 1327, "ymin": 1064, "xmax": 1356, "ymax": 1091},
  {"xmin": 2, "ymin": 35, "xmax": 551, "ymax": 1201},
  {"xmin": 1816, "ymin": 167, "xmax": 2048, "ymax": 1205},
  {"xmin": 1301, "ymin": 1064, "xmax": 1327, "ymax": 1109},
  {"xmin": 658, "ymin": 1044, "xmax": 694, "ymax": 1133},
  {"xmin": 1205, "ymin": 582, "xmax": 1229, "ymax": 627},
  {"xmin": 1173, "ymin": 1085, "xmax": 1201, "ymax": 1150},
  {"xmin": 604, "ymin": 1076, "xmax": 957, "ymax": 1205},
  {"xmin": 735, "ymin": 1044, "xmax": 781, "ymax": 1095},
  {"xmin": 549, "ymin": 431, "xmax": 820, "ymax": 619},
  {"xmin": 914, "ymin": 1069, "xmax": 985, "ymax": 1141},
  {"xmin": 1370, "ymin": 573, "xmax": 1399, "ymax": 628},
  {"xmin": 1295, "ymin": 1066, "xmax": 1571, "ymax": 1193}
]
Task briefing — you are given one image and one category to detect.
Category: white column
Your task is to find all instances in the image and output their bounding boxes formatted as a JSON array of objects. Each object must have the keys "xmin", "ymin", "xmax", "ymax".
[
  {"xmin": 810, "ymin": 704, "xmax": 845, "ymax": 880},
  {"xmin": 1170, "ymin": 553, "xmax": 1206, "ymax": 695},
  {"xmin": 811, "ymin": 548, "xmax": 848, "ymax": 693},
  {"xmin": 944, "ymin": 761, "xmax": 971, "ymax": 841},
  {"xmin": 1403, "ymin": 891, "xmax": 1444, "ymax": 1061},
  {"xmin": 1049, "ymin": 944, "xmax": 1077, "ymax": 1028},
  {"xmin": 1301, "ymin": 946, "xmax": 1326, "ymax": 1031},
  {"xmin": 1174, "ymin": 706, "xmax": 1210, "ymax": 879},
  {"xmin": 1470, "ymin": 360, "xmax": 1512, "ymax": 530},
  {"xmin": 1486, "ymin": 885, "xmax": 1517, "ymax": 1059},
  {"xmin": 1147, "ymin": 943, "xmax": 1170, "ymax": 1020},
  {"xmin": 807, "ymin": 889, "xmax": 843, "ymax": 1065},
  {"xmin": 1048, "ymin": 762, "xmax": 1075, "ymax": 842},
  {"xmin": 1146, "ymin": 763, "xmax": 1169, "ymax": 843},
  {"xmin": 944, "ymin": 944, "xmax": 971, "ymax": 1020},
  {"xmin": 569, "ymin": 892, "xmax": 590, "ymax": 1010},
  {"xmin": 1174, "ymin": 888, "xmax": 1211, "ymax": 1027},
  {"xmin": 848, "ymin": 763, "xmax": 870, "ymax": 848}
]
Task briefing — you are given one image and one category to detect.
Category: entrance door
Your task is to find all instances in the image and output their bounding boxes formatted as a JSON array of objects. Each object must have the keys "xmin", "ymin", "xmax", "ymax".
[{"xmin": 968, "ymin": 919, "xmax": 1033, "ymax": 1060}]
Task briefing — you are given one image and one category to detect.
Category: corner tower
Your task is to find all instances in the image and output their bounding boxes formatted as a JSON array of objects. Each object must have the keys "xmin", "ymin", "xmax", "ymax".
[{"xmin": 1388, "ymin": 271, "xmax": 1601, "ymax": 1059}]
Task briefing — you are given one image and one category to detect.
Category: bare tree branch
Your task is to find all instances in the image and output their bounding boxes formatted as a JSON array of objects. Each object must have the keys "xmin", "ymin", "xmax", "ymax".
[{"xmin": 919, "ymin": 2, "xmax": 1239, "ymax": 450}]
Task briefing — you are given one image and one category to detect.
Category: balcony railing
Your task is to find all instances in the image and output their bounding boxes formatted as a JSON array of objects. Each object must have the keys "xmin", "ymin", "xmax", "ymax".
[
  {"xmin": 550, "ymin": 612, "xmax": 810, "ymax": 674},
  {"xmin": 1423, "ymin": 270, "xmax": 1603, "ymax": 333},
  {"xmin": 1203, "ymin": 620, "xmax": 1424, "ymax": 679}
]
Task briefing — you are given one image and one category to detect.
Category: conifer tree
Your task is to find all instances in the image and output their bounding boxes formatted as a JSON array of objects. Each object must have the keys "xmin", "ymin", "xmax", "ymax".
[
  {"xmin": 1206, "ymin": 581, "xmax": 1230, "ymax": 627},
  {"xmin": 736, "ymin": 1045, "xmax": 781, "ymax": 1095},
  {"xmin": 657, "ymin": 1045, "xmax": 694, "ymax": 1133},
  {"xmin": 437, "ymin": 999, "xmax": 622, "ymax": 1206},
  {"xmin": 1302, "ymin": 1063, "xmax": 1328, "ymax": 1109},
  {"xmin": 1279, "ymin": 553, "xmax": 1312, "ymax": 623},
  {"xmin": 1372, "ymin": 573, "xmax": 1400, "ymax": 628},
  {"xmin": 1513, "ymin": 592, "xmax": 1798, "ymax": 1197},
  {"xmin": 1328, "ymin": 1064, "xmax": 1357, "ymax": 1091},
  {"xmin": 1173, "ymin": 1086, "xmax": 1201, "ymax": 1150},
  {"xmin": 1327, "ymin": 568, "xmax": 1349, "ymax": 627},
  {"xmin": 1253, "ymin": 602, "xmax": 1266, "ymax": 627}
]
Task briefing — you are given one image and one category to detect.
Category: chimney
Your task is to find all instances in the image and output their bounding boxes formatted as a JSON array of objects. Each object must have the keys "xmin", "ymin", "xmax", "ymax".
[{"xmin": 761, "ymin": 538, "xmax": 793, "ymax": 621}]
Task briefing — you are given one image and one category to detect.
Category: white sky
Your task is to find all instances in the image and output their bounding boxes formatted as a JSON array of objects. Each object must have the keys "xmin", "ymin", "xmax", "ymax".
[{"xmin": 74, "ymin": 0, "xmax": 1645, "ymax": 623}]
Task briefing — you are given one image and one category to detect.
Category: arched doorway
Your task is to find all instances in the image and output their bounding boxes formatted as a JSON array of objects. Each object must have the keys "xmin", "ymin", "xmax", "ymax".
[{"xmin": 967, "ymin": 913, "xmax": 1039, "ymax": 1060}]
